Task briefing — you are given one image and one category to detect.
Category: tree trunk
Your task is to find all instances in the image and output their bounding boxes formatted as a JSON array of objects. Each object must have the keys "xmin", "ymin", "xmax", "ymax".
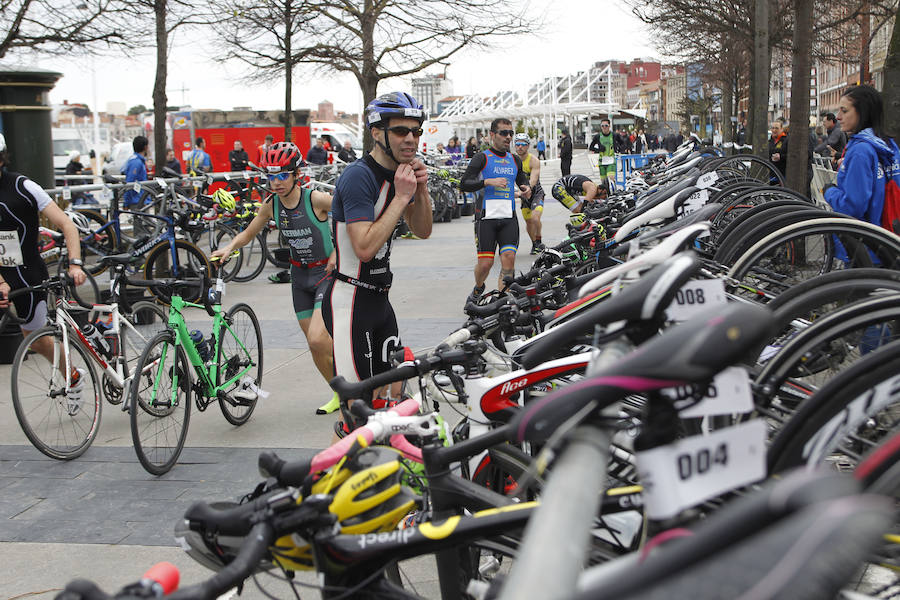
[
  {"xmin": 360, "ymin": 75, "xmax": 379, "ymax": 153},
  {"xmin": 786, "ymin": 0, "xmax": 813, "ymax": 195},
  {"xmin": 359, "ymin": 5, "xmax": 378, "ymax": 153},
  {"xmin": 860, "ymin": 1, "xmax": 871, "ymax": 85},
  {"xmin": 152, "ymin": 0, "xmax": 168, "ymax": 175},
  {"xmin": 751, "ymin": 0, "xmax": 771, "ymax": 156},
  {"xmin": 283, "ymin": 0, "xmax": 293, "ymax": 142},
  {"xmin": 883, "ymin": 13, "xmax": 900, "ymax": 141},
  {"xmin": 721, "ymin": 72, "xmax": 734, "ymax": 144}
]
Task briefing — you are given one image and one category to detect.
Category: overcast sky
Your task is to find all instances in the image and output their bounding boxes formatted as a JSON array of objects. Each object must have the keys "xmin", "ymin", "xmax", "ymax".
[{"xmin": 32, "ymin": 1, "xmax": 658, "ymax": 115}]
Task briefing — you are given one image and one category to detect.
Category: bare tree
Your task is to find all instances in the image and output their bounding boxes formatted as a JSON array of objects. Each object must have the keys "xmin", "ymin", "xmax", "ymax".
[
  {"xmin": 0, "ymin": 0, "xmax": 129, "ymax": 59},
  {"xmin": 291, "ymin": 0, "xmax": 537, "ymax": 149},
  {"xmin": 786, "ymin": 0, "xmax": 813, "ymax": 194},
  {"xmin": 123, "ymin": 0, "xmax": 214, "ymax": 168},
  {"xmin": 210, "ymin": 0, "xmax": 315, "ymax": 141},
  {"xmin": 884, "ymin": 13, "xmax": 900, "ymax": 140}
]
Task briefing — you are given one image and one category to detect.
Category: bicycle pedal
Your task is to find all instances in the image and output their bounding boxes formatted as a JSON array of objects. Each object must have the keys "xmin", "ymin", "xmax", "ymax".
[{"xmin": 232, "ymin": 389, "xmax": 258, "ymax": 404}]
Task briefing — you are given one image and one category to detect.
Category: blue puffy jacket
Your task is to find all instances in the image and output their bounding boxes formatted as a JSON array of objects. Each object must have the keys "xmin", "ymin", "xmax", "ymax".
[{"xmin": 824, "ymin": 128, "xmax": 900, "ymax": 226}]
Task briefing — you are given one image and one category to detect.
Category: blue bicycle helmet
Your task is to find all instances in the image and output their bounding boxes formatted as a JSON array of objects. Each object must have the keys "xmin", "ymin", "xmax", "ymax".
[
  {"xmin": 365, "ymin": 92, "xmax": 426, "ymax": 128},
  {"xmin": 366, "ymin": 92, "xmax": 426, "ymax": 164}
]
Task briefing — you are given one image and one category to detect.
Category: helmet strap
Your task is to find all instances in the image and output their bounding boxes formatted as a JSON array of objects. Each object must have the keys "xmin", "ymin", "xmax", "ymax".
[{"xmin": 374, "ymin": 126, "xmax": 401, "ymax": 167}]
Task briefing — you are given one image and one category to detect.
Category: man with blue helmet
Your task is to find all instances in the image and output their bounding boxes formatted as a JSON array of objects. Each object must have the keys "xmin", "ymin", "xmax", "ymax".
[{"xmin": 322, "ymin": 92, "xmax": 432, "ymax": 422}]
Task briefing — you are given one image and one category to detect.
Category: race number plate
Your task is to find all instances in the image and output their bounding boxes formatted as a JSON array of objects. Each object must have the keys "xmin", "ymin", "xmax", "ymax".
[
  {"xmin": 156, "ymin": 178, "xmax": 168, "ymax": 189},
  {"xmin": 0, "ymin": 230, "xmax": 24, "ymax": 266},
  {"xmin": 696, "ymin": 171, "xmax": 719, "ymax": 189},
  {"xmin": 665, "ymin": 278, "xmax": 727, "ymax": 321},
  {"xmin": 601, "ymin": 155, "xmax": 615, "ymax": 165},
  {"xmin": 62, "ymin": 187, "xmax": 72, "ymax": 201},
  {"xmin": 133, "ymin": 182, "xmax": 141, "ymax": 193},
  {"xmin": 662, "ymin": 366, "xmax": 754, "ymax": 417},
  {"xmin": 678, "ymin": 189, "xmax": 709, "ymax": 217},
  {"xmin": 636, "ymin": 419, "xmax": 767, "ymax": 520},
  {"xmin": 243, "ymin": 170, "xmax": 251, "ymax": 180}
]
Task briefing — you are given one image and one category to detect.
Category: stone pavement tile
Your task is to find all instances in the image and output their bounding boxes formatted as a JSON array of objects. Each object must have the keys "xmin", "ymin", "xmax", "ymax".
[
  {"xmin": 8, "ymin": 518, "xmax": 134, "ymax": 544},
  {"xmin": 0, "ymin": 497, "xmax": 42, "ymax": 519}
]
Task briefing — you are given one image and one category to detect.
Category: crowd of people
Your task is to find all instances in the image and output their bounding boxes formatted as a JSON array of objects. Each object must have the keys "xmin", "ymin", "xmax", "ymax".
[{"xmin": 3, "ymin": 84, "xmax": 899, "ymax": 442}]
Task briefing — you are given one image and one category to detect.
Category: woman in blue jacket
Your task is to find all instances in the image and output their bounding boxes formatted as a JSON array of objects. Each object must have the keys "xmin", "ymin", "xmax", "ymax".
[{"xmin": 824, "ymin": 85, "xmax": 900, "ymax": 226}]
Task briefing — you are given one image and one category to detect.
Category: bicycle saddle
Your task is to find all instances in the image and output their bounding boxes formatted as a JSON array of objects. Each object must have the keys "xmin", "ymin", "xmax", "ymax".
[{"xmin": 511, "ymin": 301, "xmax": 774, "ymax": 444}]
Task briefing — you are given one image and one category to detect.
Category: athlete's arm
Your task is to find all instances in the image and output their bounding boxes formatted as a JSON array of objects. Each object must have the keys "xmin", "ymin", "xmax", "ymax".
[
  {"xmin": 459, "ymin": 153, "xmax": 488, "ymax": 192},
  {"xmin": 211, "ymin": 201, "xmax": 273, "ymax": 258},
  {"xmin": 311, "ymin": 190, "xmax": 333, "ymax": 220},
  {"xmin": 404, "ymin": 158, "xmax": 432, "ymax": 239},
  {"xmin": 528, "ymin": 152, "xmax": 541, "ymax": 188},
  {"xmin": 41, "ymin": 199, "xmax": 86, "ymax": 285},
  {"xmin": 513, "ymin": 154, "xmax": 531, "ymax": 199}
]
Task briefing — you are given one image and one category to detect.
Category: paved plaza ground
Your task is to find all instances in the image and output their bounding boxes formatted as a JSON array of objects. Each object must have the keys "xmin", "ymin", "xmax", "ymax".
[{"xmin": 0, "ymin": 153, "xmax": 593, "ymax": 598}]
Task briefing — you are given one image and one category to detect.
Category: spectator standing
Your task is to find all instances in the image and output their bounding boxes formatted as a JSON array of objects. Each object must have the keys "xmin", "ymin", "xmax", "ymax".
[
  {"xmin": 536, "ymin": 138, "xmax": 547, "ymax": 160},
  {"xmin": 164, "ymin": 148, "xmax": 182, "ymax": 175},
  {"xmin": 187, "ymin": 137, "xmax": 212, "ymax": 175},
  {"xmin": 814, "ymin": 112, "xmax": 847, "ymax": 164},
  {"xmin": 337, "ymin": 140, "xmax": 358, "ymax": 163},
  {"xmin": 824, "ymin": 85, "xmax": 900, "ymax": 228},
  {"xmin": 229, "ymin": 140, "xmax": 250, "ymax": 171},
  {"xmin": 122, "ymin": 135, "xmax": 150, "ymax": 208},
  {"xmin": 466, "ymin": 136, "xmax": 478, "ymax": 158},
  {"xmin": 558, "ymin": 129, "xmax": 573, "ymax": 176},
  {"xmin": 307, "ymin": 137, "xmax": 328, "ymax": 165},
  {"xmin": 258, "ymin": 134, "xmax": 275, "ymax": 164},
  {"xmin": 768, "ymin": 120, "xmax": 789, "ymax": 177},
  {"xmin": 446, "ymin": 136, "xmax": 463, "ymax": 164}
]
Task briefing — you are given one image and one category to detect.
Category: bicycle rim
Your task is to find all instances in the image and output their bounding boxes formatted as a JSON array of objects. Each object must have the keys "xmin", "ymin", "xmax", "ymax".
[
  {"xmin": 217, "ymin": 303, "xmax": 263, "ymax": 425},
  {"xmin": 11, "ymin": 325, "xmax": 101, "ymax": 459}
]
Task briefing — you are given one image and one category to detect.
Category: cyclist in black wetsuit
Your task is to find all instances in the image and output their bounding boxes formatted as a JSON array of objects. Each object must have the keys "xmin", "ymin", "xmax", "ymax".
[
  {"xmin": 551, "ymin": 174, "xmax": 602, "ymax": 213},
  {"xmin": 0, "ymin": 134, "xmax": 89, "ymax": 390},
  {"xmin": 212, "ymin": 142, "xmax": 341, "ymax": 415},
  {"xmin": 322, "ymin": 92, "xmax": 432, "ymax": 422},
  {"xmin": 459, "ymin": 118, "xmax": 530, "ymax": 299}
]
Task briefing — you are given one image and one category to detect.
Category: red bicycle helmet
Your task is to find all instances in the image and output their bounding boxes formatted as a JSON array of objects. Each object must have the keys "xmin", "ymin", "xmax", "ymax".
[{"xmin": 261, "ymin": 142, "xmax": 302, "ymax": 174}]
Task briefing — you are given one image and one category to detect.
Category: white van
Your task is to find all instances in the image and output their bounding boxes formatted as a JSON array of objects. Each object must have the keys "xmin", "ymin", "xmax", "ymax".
[
  {"xmin": 310, "ymin": 123, "xmax": 362, "ymax": 158},
  {"xmin": 51, "ymin": 128, "xmax": 90, "ymax": 172},
  {"xmin": 420, "ymin": 120, "xmax": 456, "ymax": 155}
]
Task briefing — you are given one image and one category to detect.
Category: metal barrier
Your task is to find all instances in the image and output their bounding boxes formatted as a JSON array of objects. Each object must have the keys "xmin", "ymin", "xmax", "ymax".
[{"xmin": 811, "ymin": 155, "xmax": 837, "ymax": 209}]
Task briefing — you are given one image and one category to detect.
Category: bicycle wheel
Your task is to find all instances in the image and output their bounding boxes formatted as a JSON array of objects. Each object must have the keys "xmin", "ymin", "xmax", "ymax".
[
  {"xmin": 232, "ymin": 230, "xmax": 268, "ymax": 283},
  {"xmin": 143, "ymin": 239, "xmax": 211, "ymax": 304},
  {"xmin": 470, "ymin": 443, "xmax": 544, "ymax": 499},
  {"xmin": 211, "ymin": 223, "xmax": 243, "ymax": 282},
  {"xmin": 113, "ymin": 300, "xmax": 169, "ymax": 405},
  {"xmin": 704, "ymin": 155, "xmax": 785, "ymax": 186},
  {"xmin": 767, "ymin": 338, "xmax": 900, "ymax": 476},
  {"xmin": 130, "ymin": 330, "xmax": 191, "ymax": 475},
  {"xmin": 74, "ymin": 209, "xmax": 119, "ymax": 275},
  {"xmin": 216, "ymin": 302, "xmax": 263, "ymax": 425},
  {"xmin": 727, "ymin": 218, "xmax": 900, "ymax": 301},
  {"xmin": 11, "ymin": 325, "xmax": 101, "ymax": 460}
]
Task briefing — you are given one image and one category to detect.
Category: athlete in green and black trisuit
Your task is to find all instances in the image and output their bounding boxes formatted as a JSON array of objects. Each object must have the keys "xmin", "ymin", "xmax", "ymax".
[
  {"xmin": 593, "ymin": 118, "xmax": 617, "ymax": 191},
  {"xmin": 213, "ymin": 142, "xmax": 343, "ymax": 415}
]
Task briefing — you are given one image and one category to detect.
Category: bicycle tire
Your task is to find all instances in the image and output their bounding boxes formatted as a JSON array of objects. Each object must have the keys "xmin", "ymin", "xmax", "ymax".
[
  {"xmin": 217, "ymin": 302, "xmax": 263, "ymax": 425},
  {"xmin": 143, "ymin": 239, "xmax": 212, "ymax": 304},
  {"xmin": 471, "ymin": 443, "xmax": 544, "ymax": 499},
  {"xmin": 130, "ymin": 330, "xmax": 192, "ymax": 475},
  {"xmin": 713, "ymin": 207, "xmax": 834, "ymax": 266},
  {"xmin": 729, "ymin": 218, "xmax": 900, "ymax": 278},
  {"xmin": 114, "ymin": 300, "xmax": 169, "ymax": 406},
  {"xmin": 75, "ymin": 209, "xmax": 119, "ymax": 275},
  {"xmin": 727, "ymin": 218, "xmax": 900, "ymax": 300},
  {"xmin": 755, "ymin": 295, "xmax": 900, "ymax": 415},
  {"xmin": 854, "ymin": 427, "xmax": 900, "ymax": 495},
  {"xmin": 232, "ymin": 231, "xmax": 268, "ymax": 283},
  {"xmin": 11, "ymin": 325, "xmax": 101, "ymax": 460},
  {"xmin": 767, "ymin": 337, "xmax": 900, "ymax": 475},
  {"xmin": 711, "ymin": 198, "xmax": 814, "ymax": 249},
  {"xmin": 703, "ymin": 155, "xmax": 785, "ymax": 186}
]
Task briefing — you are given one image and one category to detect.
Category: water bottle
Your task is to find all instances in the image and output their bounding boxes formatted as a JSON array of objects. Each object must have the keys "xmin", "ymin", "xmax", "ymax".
[
  {"xmin": 189, "ymin": 330, "xmax": 210, "ymax": 362},
  {"xmin": 82, "ymin": 322, "xmax": 111, "ymax": 358}
]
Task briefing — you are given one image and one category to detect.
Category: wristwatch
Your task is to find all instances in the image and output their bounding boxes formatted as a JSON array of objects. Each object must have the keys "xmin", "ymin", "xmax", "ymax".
[{"xmin": 70, "ymin": 258, "xmax": 84, "ymax": 266}]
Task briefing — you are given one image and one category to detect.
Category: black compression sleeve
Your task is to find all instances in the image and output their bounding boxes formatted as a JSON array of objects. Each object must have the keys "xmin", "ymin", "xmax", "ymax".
[
  {"xmin": 513, "ymin": 154, "xmax": 528, "ymax": 187},
  {"xmin": 459, "ymin": 152, "xmax": 487, "ymax": 192}
]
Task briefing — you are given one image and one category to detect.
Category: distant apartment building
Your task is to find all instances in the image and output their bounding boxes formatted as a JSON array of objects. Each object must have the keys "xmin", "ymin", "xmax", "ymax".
[
  {"xmin": 411, "ymin": 73, "xmax": 453, "ymax": 117},
  {"xmin": 316, "ymin": 100, "xmax": 335, "ymax": 122},
  {"xmin": 661, "ymin": 66, "xmax": 686, "ymax": 124}
]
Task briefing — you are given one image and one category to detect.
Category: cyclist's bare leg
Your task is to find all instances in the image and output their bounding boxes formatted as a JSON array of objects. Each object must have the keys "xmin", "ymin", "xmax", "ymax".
[
  {"xmin": 498, "ymin": 251, "xmax": 516, "ymax": 291},
  {"xmin": 475, "ymin": 255, "xmax": 494, "ymax": 289},
  {"xmin": 300, "ymin": 310, "xmax": 334, "ymax": 381},
  {"xmin": 527, "ymin": 210, "xmax": 542, "ymax": 242}
]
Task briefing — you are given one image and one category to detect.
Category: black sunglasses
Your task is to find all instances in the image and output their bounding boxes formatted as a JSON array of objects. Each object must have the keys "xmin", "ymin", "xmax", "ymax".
[
  {"xmin": 494, "ymin": 129, "xmax": 515, "ymax": 137},
  {"xmin": 387, "ymin": 126, "xmax": 424, "ymax": 137}
]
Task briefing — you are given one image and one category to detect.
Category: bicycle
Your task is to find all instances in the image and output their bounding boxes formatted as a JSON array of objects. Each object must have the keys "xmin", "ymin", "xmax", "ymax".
[
  {"xmin": 128, "ymin": 257, "xmax": 263, "ymax": 475},
  {"xmin": 6, "ymin": 262, "xmax": 167, "ymax": 460}
]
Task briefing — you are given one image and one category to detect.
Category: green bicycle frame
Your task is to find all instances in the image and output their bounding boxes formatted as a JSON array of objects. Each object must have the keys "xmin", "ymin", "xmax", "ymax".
[{"xmin": 147, "ymin": 294, "xmax": 255, "ymax": 405}]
